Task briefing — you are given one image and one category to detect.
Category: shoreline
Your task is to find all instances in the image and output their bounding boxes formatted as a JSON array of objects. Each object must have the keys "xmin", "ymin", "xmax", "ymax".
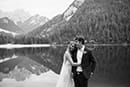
[{"xmin": 0, "ymin": 44, "xmax": 51, "ymax": 49}]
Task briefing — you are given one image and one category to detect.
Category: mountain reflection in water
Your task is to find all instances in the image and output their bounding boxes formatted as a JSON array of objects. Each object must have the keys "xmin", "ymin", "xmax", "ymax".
[{"xmin": 0, "ymin": 46, "xmax": 130, "ymax": 87}]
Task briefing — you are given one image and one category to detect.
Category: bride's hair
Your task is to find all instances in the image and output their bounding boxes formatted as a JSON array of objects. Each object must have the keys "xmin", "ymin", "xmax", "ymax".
[{"xmin": 67, "ymin": 41, "xmax": 76, "ymax": 52}]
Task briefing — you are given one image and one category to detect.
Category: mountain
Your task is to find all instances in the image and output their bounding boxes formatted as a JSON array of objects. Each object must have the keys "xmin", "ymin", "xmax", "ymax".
[
  {"xmin": 18, "ymin": 14, "xmax": 49, "ymax": 33},
  {"xmin": 0, "ymin": 9, "xmax": 31, "ymax": 24},
  {"xmin": 0, "ymin": 28, "xmax": 18, "ymax": 37},
  {"xmin": 0, "ymin": 55, "xmax": 49, "ymax": 81},
  {"xmin": 17, "ymin": 57, "xmax": 49, "ymax": 75},
  {"xmin": 26, "ymin": 0, "xmax": 86, "ymax": 38},
  {"xmin": 0, "ymin": 17, "xmax": 24, "ymax": 33},
  {"xmin": 8, "ymin": 57, "xmax": 49, "ymax": 81},
  {"xmin": 0, "ymin": 56, "xmax": 23, "ymax": 74},
  {"xmin": 27, "ymin": 14, "xmax": 64, "ymax": 37},
  {"xmin": 27, "ymin": 0, "xmax": 130, "ymax": 43}
]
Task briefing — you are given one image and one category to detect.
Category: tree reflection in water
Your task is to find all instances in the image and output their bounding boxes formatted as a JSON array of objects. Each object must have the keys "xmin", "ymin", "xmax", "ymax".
[{"xmin": 0, "ymin": 46, "xmax": 129, "ymax": 86}]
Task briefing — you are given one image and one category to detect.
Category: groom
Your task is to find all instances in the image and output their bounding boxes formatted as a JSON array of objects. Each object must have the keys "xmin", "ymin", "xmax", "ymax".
[{"xmin": 72, "ymin": 35, "xmax": 96, "ymax": 87}]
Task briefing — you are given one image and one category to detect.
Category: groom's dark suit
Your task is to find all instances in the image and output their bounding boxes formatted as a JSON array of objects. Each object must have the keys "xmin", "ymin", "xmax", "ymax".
[{"xmin": 71, "ymin": 46, "xmax": 96, "ymax": 87}]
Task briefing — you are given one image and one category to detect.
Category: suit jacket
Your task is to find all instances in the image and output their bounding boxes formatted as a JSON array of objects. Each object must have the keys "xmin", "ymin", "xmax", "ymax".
[{"xmin": 71, "ymin": 46, "xmax": 96, "ymax": 79}]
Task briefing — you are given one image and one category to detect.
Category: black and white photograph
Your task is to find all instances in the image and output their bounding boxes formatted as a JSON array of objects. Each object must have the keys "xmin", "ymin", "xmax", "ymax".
[{"xmin": 0, "ymin": 0, "xmax": 130, "ymax": 87}]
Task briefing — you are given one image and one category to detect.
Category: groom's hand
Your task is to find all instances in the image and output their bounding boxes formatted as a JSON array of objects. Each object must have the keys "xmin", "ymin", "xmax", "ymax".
[
  {"xmin": 90, "ymin": 72, "xmax": 94, "ymax": 77},
  {"xmin": 72, "ymin": 73, "xmax": 74, "ymax": 77}
]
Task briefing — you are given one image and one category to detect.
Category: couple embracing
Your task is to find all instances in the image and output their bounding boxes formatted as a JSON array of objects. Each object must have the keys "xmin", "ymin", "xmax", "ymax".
[{"xmin": 56, "ymin": 35, "xmax": 97, "ymax": 87}]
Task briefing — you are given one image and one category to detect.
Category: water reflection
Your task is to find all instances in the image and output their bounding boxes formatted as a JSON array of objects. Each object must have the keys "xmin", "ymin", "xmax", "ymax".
[
  {"xmin": 0, "ymin": 46, "xmax": 130, "ymax": 86},
  {"xmin": 0, "ymin": 47, "xmax": 65, "ymax": 82}
]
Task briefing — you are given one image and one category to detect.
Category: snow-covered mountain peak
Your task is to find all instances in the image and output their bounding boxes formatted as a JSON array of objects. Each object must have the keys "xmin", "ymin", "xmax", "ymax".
[
  {"xmin": 0, "ymin": 9, "xmax": 31, "ymax": 24},
  {"xmin": 17, "ymin": 14, "xmax": 49, "ymax": 33},
  {"xmin": 63, "ymin": 0, "xmax": 85, "ymax": 21},
  {"xmin": 0, "ymin": 28, "xmax": 19, "ymax": 37},
  {"xmin": 27, "ymin": 14, "xmax": 48, "ymax": 25}
]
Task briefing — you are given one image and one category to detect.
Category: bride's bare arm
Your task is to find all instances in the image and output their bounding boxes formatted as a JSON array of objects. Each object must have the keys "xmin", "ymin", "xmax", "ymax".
[{"xmin": 64, "ymin": 52, "xmax": 80, "ymax": 66}]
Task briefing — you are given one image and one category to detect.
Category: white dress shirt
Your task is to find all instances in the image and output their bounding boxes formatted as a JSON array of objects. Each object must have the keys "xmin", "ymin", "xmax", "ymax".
[{"xmin": 76, "ymin": 45, "xmax": 85, "ymax": 72}]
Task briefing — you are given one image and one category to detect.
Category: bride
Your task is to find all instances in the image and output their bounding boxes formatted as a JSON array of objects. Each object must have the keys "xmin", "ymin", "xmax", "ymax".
[{"xmin": 56, "ymin": 41, "xmax": 80, "ymax": 87}]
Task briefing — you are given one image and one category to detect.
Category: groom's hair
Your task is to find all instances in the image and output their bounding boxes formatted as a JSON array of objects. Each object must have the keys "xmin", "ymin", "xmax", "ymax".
[{"xmin": 74, "ymin": 35, "xmax": 85, "ymax": 44}]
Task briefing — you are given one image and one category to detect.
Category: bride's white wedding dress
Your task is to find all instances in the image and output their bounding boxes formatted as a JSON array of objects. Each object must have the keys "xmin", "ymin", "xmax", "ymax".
[{"xmin": 56, "ymin": 51, "xmax": 74, "ymax": 87}]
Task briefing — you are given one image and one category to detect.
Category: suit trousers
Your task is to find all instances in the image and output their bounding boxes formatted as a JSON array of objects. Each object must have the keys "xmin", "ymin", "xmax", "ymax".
[{"xmin": 73, "ymin": 72, "xmax": 88, "ymax": 87}]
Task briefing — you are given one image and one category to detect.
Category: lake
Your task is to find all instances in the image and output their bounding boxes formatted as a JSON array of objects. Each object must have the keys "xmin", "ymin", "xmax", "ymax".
[{"xmin": 0, "ymin": 45, "xmax": 130, "ymax": 87}]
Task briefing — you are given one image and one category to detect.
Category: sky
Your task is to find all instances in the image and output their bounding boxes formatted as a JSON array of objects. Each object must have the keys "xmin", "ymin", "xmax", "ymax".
[{"xmin": 0, "ymin": 0, "xmax": 74, "ymax": 19}]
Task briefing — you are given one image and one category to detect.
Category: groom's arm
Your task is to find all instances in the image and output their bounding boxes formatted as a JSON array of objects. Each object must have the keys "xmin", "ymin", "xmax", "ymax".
[{"xmin": 89, "ymin": 51, "xmax": 96, "ymax": 73}]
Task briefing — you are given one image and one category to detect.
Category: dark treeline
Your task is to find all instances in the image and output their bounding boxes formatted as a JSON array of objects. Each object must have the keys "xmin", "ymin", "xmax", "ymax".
[
  {"xmin": 0, "ymin": 32, "xmax": 14, "ymax": 44},
  {"xmin": 0, "ymin": 32, "xmax": 50, "ymax": 44},
  {"xmin": 14, "ymin": 35, "xmax": 50, "ymax": 44}
]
